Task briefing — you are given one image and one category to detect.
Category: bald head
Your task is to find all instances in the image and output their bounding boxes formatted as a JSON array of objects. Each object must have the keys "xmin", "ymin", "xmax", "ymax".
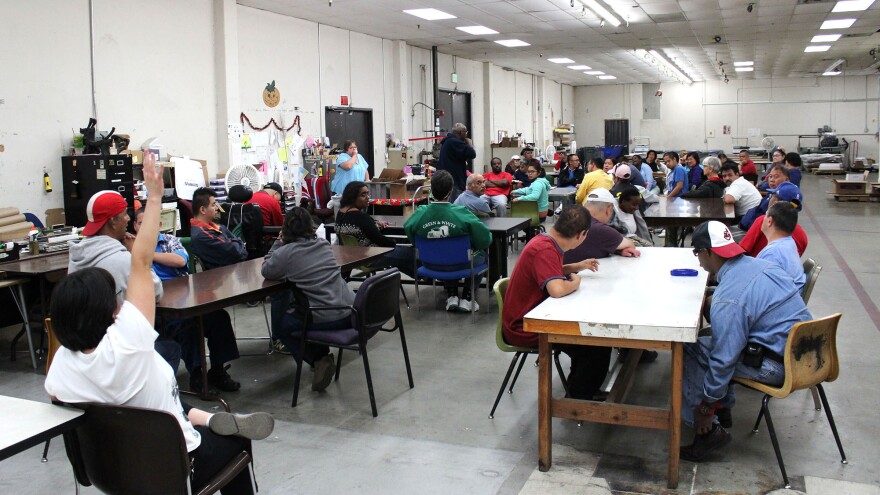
[{"xmin": 466, "ymin": 173, "xmax": 486, "ymax": 195}]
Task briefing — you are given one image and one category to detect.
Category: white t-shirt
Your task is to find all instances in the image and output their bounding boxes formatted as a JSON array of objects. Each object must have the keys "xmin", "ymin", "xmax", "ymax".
[
  {"xmin": 45, "ymin": 302, "xmax": 201, "ymax": 452},
  {"xmin": 724, "ymin": 176, "xmax": 762, "ymax": 216}
]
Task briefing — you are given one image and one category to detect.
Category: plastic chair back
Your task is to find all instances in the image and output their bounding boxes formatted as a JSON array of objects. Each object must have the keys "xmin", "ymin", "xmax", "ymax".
[
  {"xmin": 510, "ymin": 200, "xmax": 540, "ymax": 228},
  {"xmin": 493, "ymin": 278, "xmax": 533, "ymax": 353},
  {"xmin": 801, "ymin": 258, "xmax": 822, "ymax": 304},
  {"xmin": 178, "ymin": 237, "xmax": 198, "ymax": 274},
  {"xmin": 415, "ymin": 235, "xmax": 473, "ymax": 267},
  {"xmin": 782, "ymin": 313, "xmax": 841, "ymax": 395},
  {"xmin": 23, "ymin": 212, "xmax": 45, "ymax": 229},
  {"xmin": 352, "ymin": 268, "xmax": 401, "ymax": 331}
]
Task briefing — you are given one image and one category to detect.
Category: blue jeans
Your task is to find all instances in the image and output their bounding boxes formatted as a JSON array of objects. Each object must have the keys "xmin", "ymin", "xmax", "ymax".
[
  {"xmin": 682, "ymin": 335, "xmax": 785, "ymax": 426},
  {"xmin": 372, "ymin": 245, "xmax": 416, "ymax": 279}
]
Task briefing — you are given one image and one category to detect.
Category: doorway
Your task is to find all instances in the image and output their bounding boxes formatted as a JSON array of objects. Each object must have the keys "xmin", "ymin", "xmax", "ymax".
[
  {"xmin": 325, "ymin": 107, "xmax": 375, "ymax": 177},
  {"xmin": 604, "ymin": 119, "xmax": 630, "ymax": 155},
  {"xmin": 437, "ymin": 90, "xmax": 472, "ymax": 136}
]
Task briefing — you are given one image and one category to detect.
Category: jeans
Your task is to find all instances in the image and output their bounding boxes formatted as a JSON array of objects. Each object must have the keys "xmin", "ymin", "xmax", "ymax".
[
  {"xmin": 158, "ymin": 312, "xmax": 241, "ymax": 373},
  {"xmin": 276, "ymin": 311, "xmax": 351, "ymax": 366},
  {"xmin": 378, "ymin": 245, "xmax": 416, "ymax": 279},
  {"xmin": 481, "ymin": 194, "xmax": 508, "ymax": 217},
  {"xmin": 681, "ymin": 335, "xmax": 785, "ymax": 426}
]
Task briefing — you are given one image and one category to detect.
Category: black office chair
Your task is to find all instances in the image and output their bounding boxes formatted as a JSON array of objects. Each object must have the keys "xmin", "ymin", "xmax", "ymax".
[
  {"xmin": 292, "ymin": 268, "xmax": 414, "ymax": 417},
  {"xmin": 59, "ymin": 402, "xmax": 252, "ymax": 495}
]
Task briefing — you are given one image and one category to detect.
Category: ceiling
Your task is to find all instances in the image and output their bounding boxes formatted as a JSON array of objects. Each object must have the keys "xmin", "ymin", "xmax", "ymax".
[{"xmin": 239, "ymin": 0, "xmax": 880, "ymax": 85}]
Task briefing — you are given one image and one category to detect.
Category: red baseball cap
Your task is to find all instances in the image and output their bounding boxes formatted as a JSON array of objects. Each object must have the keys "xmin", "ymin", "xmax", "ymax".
[{"xmin": 82, "ymin": 191, "xmax": 128, "ymax": 236}]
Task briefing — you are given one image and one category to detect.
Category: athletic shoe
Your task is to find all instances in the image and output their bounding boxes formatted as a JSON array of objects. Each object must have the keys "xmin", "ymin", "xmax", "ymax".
[
  {"xmin": 312, "ymin": 354, "xmax": 335, "ymax": 392},
  {"xmin": 208, "ymin": 412, "xmax": 275, "ymax": 440},
  {"xmin": 446, "ymin": 296, "xmax": 460, "ymax": 312},
  {"xmin": 458, "ymin": 298, "xmax": 480, "ymax": 312}
]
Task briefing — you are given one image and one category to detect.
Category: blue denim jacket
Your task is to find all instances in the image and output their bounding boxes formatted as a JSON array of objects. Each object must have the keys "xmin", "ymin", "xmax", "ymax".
[{"xmin": 704, "ymin": 255, "xmax": 812, "ymax": 402}]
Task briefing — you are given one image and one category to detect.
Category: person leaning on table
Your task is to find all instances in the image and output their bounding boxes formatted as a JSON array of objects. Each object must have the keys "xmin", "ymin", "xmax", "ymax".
[{"xmin": 680, "ymin": 221, "xmax": 811, "ymax": 462}]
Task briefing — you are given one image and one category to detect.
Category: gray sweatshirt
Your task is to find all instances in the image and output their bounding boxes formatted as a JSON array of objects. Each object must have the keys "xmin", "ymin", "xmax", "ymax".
[
  {"xmin": 68, "ymin": 235, "xmax": 163, "ymax": 304},
  {"xmin": 261, "ymin": 237, "xmax": 354, "ymax": 323}
]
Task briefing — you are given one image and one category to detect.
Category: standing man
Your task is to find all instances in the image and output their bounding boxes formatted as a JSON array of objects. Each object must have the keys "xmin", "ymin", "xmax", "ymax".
[
  {"xmin": 483, "ymin": 157, "xmax": 513, "ymax": 217},
  {"xmin": 721, "ymin": 163, "xmax": 762, "ymax": 218},
  {"xmin": 454, "ymin": 173, "xmax": 492, "ymax": 217},
  {"xmin": 245, "ymin": 182, "xmax": 284, "ymax": 227},
  {"xmin": 662, "ymin": 151, "xmax": 690, "ymax": 247},
  {"xmin": 682, "ymin": 221, "xmax": 811, "ymax": 461},
  {"xmin": 575, "ymin": 157, "xmax": 613, "ymax": 205},
  {"xmin": 438, "ymin": 123, "xmax": 476, "ymax": 201}
]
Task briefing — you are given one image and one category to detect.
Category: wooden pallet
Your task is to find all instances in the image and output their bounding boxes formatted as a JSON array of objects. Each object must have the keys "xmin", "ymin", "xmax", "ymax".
[
  {"xmin": 813, "ymin": 168, "xmax": 847, "ymax": 175},
  {"xmin": 829, "ymin": 193, "xmax": 880, "ymax": 202}
]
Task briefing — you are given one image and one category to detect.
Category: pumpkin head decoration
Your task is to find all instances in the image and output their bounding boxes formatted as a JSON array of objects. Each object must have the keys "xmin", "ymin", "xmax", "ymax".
[{"xmin": 263, "ymin": 80, "xmax": 280, "ymax": 108}]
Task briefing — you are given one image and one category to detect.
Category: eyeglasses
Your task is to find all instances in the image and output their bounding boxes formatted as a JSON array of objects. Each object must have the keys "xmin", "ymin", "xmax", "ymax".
[{"xmin": 692, "ymin": 248, "xmax": 705, "ymax": 256}]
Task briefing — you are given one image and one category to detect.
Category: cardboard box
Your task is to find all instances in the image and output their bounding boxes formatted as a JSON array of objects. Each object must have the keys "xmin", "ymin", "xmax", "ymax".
[
  {"xmin": 387, "ymin": 149, "xmax": 409, "ymax": 169},
  {"xmin": 45, "ymin": 208, "xmax": 66, "ymax": 227}
]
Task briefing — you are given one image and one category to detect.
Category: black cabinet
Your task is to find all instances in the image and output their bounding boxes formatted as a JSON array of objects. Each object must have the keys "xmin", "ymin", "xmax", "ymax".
[{"xmin": 61, "ymin": 155, "xmax": 135, "ymax": 227}]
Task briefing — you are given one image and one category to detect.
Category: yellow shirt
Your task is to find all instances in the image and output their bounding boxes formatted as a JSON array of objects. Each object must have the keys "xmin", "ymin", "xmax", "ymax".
[{"xmin": 575, "ymin": 169, "xmax": 613, "ymax": 204}]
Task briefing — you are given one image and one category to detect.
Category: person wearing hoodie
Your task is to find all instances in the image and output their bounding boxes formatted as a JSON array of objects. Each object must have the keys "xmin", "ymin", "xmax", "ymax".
[
  {"xmin": 438, "ymin": 122, "xmax": 477, "ymax": 201},
  {"xmin": 67, "ymin": 190, "xmax": 179, "ymax": 371},
  {"xmin": 511, "ymin": 161, "xmax": 552, "ymax": 221}
]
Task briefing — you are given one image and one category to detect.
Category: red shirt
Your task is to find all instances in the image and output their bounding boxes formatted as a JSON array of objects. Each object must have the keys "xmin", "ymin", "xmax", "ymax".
[
  {"xmin": 739, "ymin": 215, "xmax": 808, "ymax": 257},
  {"xmin": 245, "ymin": 190, "xmax": 284, "ymax": 226},
  {"xmin": 740, "ymin": 160, "xmax": 758, "ymax": 176},
  {"xmin": 502, "ymin": 234, "xmax": 567, "ymax": 348},
  {"xmin": 484, "ymin": 171, "xmax": 513, "ymax": 197}
]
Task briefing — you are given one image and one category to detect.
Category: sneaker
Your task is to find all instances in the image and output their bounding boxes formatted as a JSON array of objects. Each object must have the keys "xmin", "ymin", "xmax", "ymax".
[
  {"xmin": 680, "ymin": 424, "xmax": 732, "ymax": 462},
  {"xmin": 208, "ymin": 411, "xmax": 275, "ymax": 440},
  {"xmin": 208, "ymin": 365, "xmax": 241, "ymax": 392},
  {"xmin": 656, "ymin": 228, "xmax": 666, "ymax": 238},
  {"xmin": 189, "ymin": 369, "xmax": 218, "ymax": 395},
  {"xmin": 716, "ymin": 408, "xmax": 733, "ymax": 429},
  {"xmin": 554, "ymin": 204, "xmax": 563, "ymax": 215},
  {"xmin": 445, "ymin": 296, "xmax": 460, "ymax": 312},
  {"xmin": 272, "ymin": 339, "xmax": 291, "ymax": 355},
  {"xmin": 457, "ymin": 298, "xmax": 479, "ymax": 312},
  {"xmin": 312, "ymin": 354, "xmax": 335, "ymax": 392}
]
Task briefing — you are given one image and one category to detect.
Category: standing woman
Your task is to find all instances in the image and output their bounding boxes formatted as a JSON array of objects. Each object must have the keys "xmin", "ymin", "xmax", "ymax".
[{"xmin": 331, "ymin": 140, "xmax": 370, "ymax": 195}]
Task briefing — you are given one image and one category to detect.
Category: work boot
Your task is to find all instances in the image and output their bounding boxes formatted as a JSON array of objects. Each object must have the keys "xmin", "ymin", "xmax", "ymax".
[
  {"xmin": 312, "ymin": 354, "xmax": 336, "ymax": 392},
  {"xmin": 680, "ymin": 424, "xmax": 732, "ymax": 462},
  {"xmin": 208, "ymin": 364, "xmax": 241, "ymax": 392}
]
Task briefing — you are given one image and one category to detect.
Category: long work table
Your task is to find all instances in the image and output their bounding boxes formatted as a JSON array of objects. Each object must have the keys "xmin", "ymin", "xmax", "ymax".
[{"xmin": 643, "ymin": 197, "xmax": 735, "ymax": 227}]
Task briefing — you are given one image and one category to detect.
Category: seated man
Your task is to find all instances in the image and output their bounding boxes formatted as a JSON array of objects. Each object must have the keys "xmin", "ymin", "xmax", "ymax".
[
  {"xmin": 557, "ymin": 153, "xmax": 585, "ymax": 188},
  {"xmin": 404, "ymin": 170, "xmax": 492, "ymax": 313},
  {"xmin": 575, "ymin": 157, "xmax": 613, "ymax": 205},
  {"xmin": 245, "ymin": 182, "xmax": 284, "ymax": 227},
  {"xmin": 133, "ymin": 209, "xmax": 242, "ymax": 393},
  {"xmin": 681, "ymin": 156, "xmax": 725, "ymax": 199},
  {"xmin": 564, "ymin": 188, "xmax": 640, "ymax": 262},
  {"xmin": 610, "ymin": 186, "xmax": 653, "ymax": 246},
  {"xmin": 632, "ymin": 153, "xmax": 656, "ymax": 192},
  {"xmin": 738, "ymin": 149, "xmax": 758, "ymax": 184},
  {"xmin": 67, "ymin": 190, "xmax": 179, "ymax": 370},
  {"xmin": 785, "ymin": 152, "xmax": 803, "ymax": 187},
  {"xmin": 682, "ymin": 221, "xmax": 811, "ymax": 461},
  {"xmin": 721, "ymin": 162, "xmax": 762, "ymax": 218},
  {"xmin": 757, "ymin": 202, "xmax": 807, "ymax": 292},
  {"xmin": 190, "ymin": 187, "xmax": 248, "ymax": 270},
  {"xmin": 482, "ymin": 157, "xmax": 513, "ymax": 217},
  {"xmin": 738, "ymin": 166, "xmax": 790, "ymax": 232},
  {"xmin": 454, "ymin": 173, "xmax": 492, "ymax": 217},
  {"xmin": 739, "ymin": 183, "xmax": 808, "ymax": 257},
  {"xmin": 503, "ymin": 204, "xmax": 610, "ymax": 400},
  {"xmin": 756, "ymin": 164, "xmax": 789, "ymax": 197}
]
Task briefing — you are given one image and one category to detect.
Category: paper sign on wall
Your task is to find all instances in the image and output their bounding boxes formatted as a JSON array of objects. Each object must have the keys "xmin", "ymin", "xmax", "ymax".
[
  {"xmin": 171, "ymin": 156, "xmax": 206, "ymax": 200},
  {"xmin": 241, "ymin": 134, "xmax": 252, "ymax": 149}
]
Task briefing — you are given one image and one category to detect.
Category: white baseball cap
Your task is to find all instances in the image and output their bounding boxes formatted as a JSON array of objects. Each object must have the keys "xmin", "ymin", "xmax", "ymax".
[
  {"xmin": 586, "ymin": 188, "xmax": 616, "ymax": 204},
  {"xmin": 511, "ymin": 154, "xmax": 521, "ymax": 161}
]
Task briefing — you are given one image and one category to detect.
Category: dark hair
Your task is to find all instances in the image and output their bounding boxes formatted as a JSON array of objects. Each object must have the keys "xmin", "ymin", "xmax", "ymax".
[
  {"xmin": 646, "ymin": 149, "xmax": 657, "ymax": 161},
  {"xmin": 526, "ymin": 161, "xmax": 542, "ymax": 172},
  {"xmin": 784, "ymin": 152, "xmax": 802, "ymax": 168},
  {"xmin": 521, "ymin": 147, "xmax": 533, "ymax": 155},
  {"xmin": 767, "ymin": 201, "xmax": 798, "ymax": 235},
  {"xmin": 589, "ymin": 157, "xmax": 603, "ymax": 169},
  {"xmin": 663, "ymin": 151, "xmax": 680, "ymax": 162},
  {"xmin": 605, "ymin": 156, "xmax": 617, "ymax": 165},
  {"xmin": 431, "ymin": 170, "xmax": 454, "ymax": 200},
  {"xmin": 553, "ymin": 205, "xmax": 592, "ymax": 238},
  {"xmin": 192, "ymin": 187, "xmax": 217, "ymax": 214},
  {"xmin": 721, "ymin": 162, "xmax": 740, "ymax": 176},
  {"xmin": 769, "ymin": 164, "xmax": 790, "ymax": 178},
  {"xmin": 567, "ymin": 153, "xmax": 579, "ymax": 162},
  {"xmin": 343, "ymin": 140, "xmax": 357, "ymax": 152},
  {"xmin": 618, "ymin": 185, "xmax": 641, "ymax": 203},
  {"xmin": 340, "ymin": 181, "xmax": 367, "ymax": 208},
  {"xmin": 281, "ymin": 207, "xmax": 316, "ymax": 243},
  {"xmin": 686, "ymin": 151, "xmax": 701, "ymax": 164},
  {"xmin": 490, "ymin": 156, "xmax": 502, "ymax": 165},
  {"xmin": 717, "ymin": 153, "xmax": 728, "ymax": 162},
  {"xmin": 50, "ymin": 268, "xmax": 117, "ymax": 352}
]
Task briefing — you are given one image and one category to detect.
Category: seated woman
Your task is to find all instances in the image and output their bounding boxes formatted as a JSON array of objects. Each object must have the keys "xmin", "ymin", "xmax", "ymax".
[
  {"xmin": 262, "ymin": 207, "xmax": 356, "ymax": 392},
  {"xmin": 334, "ymin": 181, "xmax": 415, "ymax": 278},
  {"xmin": 511, "ymin": 161, "xmax": 551, "ymax": 222},
  {"xmin": 45, "ymin": 155, "xmax": 273, "ymax": 495}
]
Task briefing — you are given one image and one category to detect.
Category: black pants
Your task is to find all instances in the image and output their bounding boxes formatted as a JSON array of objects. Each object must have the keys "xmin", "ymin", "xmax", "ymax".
[
  {"xmin": 191, "ymin": 425, "xmax": 254, "ymax": 494},
  {"xmin": 558, "ymin": 344, "xmax": 612, "ymax": 400}
]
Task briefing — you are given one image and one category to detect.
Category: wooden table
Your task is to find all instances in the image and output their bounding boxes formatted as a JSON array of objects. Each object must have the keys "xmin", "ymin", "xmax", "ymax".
[
  {"xmin": 323, "ymin": 215, "xmax": 530, "ymax": 286},
  {"xmin": 156, "ymin": 246, "xmax": 391, "ymax": 405},
  {"xmin": 0, "ymin": 395, "xmax": 83, "ymax": 461},
  {"xmin": 643, "ymin": 197, "xmax": 735, "ymax": 227},
  {"xmin": 548, "ymin": 187, "xmax": 577, "ymax": 206},
  {"xmin": 524, "ymin": 248, "xmax": 707, "ymax": 489}
]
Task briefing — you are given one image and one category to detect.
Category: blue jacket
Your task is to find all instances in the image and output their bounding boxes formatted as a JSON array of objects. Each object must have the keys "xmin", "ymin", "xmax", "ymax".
[
  {"xmin": 703, "ymin": 255, "xmax": 812, "ymax": 403},
  {"xmin": 739, "ymin": 195, "xmax": 770, "ymax": 230},
  {"xmin": 438, "ymin": 133, "xmax": 476, "ymax": 191}
]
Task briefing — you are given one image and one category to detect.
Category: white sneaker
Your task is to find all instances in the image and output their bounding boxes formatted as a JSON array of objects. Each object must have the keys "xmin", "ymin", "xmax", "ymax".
[
  {"xmin": 446, "ymin": 296, "xmax": 460, "ymax": 312},
  {"xmin": 554, "ymin": 204, "xmax": 563, "ymax": 215},
  {"xmin": 458, "ymin": 298, "xmax": 479, "ymax": 312},
  {"xmin": 656, "ymin": 228, "xmax": 665, "ymax": 238}
]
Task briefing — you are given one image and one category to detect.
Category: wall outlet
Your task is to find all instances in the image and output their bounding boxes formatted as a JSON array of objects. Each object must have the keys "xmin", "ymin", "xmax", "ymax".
[{"xmin": 707, "ymin": 130, "xmax": 715, "ymax": 138}]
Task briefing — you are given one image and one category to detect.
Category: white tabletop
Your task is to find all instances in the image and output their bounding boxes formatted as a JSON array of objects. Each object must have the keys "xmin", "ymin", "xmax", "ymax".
[
  {"xmin": 0, "ymin": 395, "xmax": 83, "ymax": 459},
  {"xmin": 524, "ymin": 247, "xmax": 707, "ymax": 342}
]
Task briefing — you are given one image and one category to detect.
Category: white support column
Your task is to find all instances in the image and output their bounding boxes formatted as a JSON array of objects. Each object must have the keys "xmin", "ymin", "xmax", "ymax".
[{"xmin": 213, "ymin": 0, "xmax": 240, "ymax": 176}]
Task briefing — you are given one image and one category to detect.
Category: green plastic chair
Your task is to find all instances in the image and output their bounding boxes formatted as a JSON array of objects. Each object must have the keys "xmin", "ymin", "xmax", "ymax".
[
  {"xmin": 489, "ymin": 278, "xmax": 567, "ymax": 419},
  {"xmin": 177, "ymin": 237, "xmax": 197, "ymax": 274}
]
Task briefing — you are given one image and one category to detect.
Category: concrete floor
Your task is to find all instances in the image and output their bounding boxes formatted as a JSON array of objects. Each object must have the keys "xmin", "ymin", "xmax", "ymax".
[{"xmin": 1, "ymin": 172, "xmax": 879, "ymax": 494}]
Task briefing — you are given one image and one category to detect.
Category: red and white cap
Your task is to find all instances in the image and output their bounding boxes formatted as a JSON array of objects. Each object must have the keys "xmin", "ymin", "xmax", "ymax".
[
  {"xmin": 691, "ymin": 220, "xmax": 745, "ymax": 258},
  {"xmin": 82, "ymin": 191, "xmax": 128, "ymax": 236}
]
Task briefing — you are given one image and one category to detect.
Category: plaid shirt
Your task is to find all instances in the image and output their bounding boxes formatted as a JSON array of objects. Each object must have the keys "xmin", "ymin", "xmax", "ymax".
[{"xmin": 153, "ymin": 233, "xmax": 189, "ymax": 280}]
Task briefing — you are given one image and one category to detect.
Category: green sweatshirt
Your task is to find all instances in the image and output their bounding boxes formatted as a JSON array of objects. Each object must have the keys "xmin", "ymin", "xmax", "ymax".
[{"xmin": 404, "ymin": 202, "xmax": 492, "ymax": 250}]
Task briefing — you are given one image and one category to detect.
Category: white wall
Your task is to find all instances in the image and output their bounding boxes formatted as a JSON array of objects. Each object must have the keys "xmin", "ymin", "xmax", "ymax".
[{"xmin": 574, "ymin": 78, "xmax": 879, "ymax": 158}]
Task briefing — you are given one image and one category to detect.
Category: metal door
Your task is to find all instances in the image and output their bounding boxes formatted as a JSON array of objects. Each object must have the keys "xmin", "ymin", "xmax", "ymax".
[
  {"xmin": 604, "ymin": 119, "xmax": 629, "ymax": 155},
  {"xmin": 325, "ymin": 107, "xmax": 375, "ymax": 177}
]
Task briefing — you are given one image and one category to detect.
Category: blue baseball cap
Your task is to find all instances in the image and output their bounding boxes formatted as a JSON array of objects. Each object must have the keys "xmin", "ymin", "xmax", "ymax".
[{"xmin": 766, "ymin": 182, "xmax": 803, "ymax": 211}]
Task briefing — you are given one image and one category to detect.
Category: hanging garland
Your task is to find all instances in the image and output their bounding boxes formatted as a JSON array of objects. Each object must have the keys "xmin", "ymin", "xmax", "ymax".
[{"xmin": 240, "ymin": 112, "xmax": 301, "ymax": 134}]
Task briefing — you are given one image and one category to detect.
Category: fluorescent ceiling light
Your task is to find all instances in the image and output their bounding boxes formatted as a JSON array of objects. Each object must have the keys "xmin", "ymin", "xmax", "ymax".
[
  {"xmin": 804, "ymin": 45, "xmax": 831, "ymax": 52},
  {"xmin": 582, "ymin": 0, "xmax": 621, "ymax": 27},
  {"xmin": 403, "ymin": 8, "xmax": 456, "ymax": 20},
  {"xmin": 811, "ymin": 34, "xmax": 842, "ymax": 42},
  {"xmin": 456, "ymin": 25, "xmax": 498, "ymax": 35},
  {"xmin": 832, "ymin": 0, "xmax": 875, "ymax": 12},
  {"xmin": 823, "ymin": 71, "xmax": 842, "ymax": 76},
  {"xmin": 598, "ymin": 75, "xmax": 617, "ymax": 79},
  {"xmin": 735, "ymin": 67, "xmax": 754, "ymax": 72},
  {"xmin": 568, "ymin": 65, "xmax": 592, "ymax": 70},
  {"xmin": 585, "ymin": 70, "xmax": 604, "ymax": 75},
  {"xmin": 648, "ymin": 49, "xmax": 693, "ymax": 85},
  {"xmin": 820, "ymin": 19, "xmax": 856, "ymax": 29},
  {"xmin": 734, "ymin": 61, "xmax": 754, "ymax": 66},
  {"xmin": 494, "ymin": 39, "xmax": 530, "ymax": 47},
  {"xmin": 548, "ymin": 58, "xmax": 575, "ymax": 63}
]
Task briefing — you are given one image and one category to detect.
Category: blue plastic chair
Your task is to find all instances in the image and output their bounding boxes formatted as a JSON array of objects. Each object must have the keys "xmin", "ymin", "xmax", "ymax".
[{"xmin": 414, "ymin": 236, "xmax": 489, "ymax": 321}]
